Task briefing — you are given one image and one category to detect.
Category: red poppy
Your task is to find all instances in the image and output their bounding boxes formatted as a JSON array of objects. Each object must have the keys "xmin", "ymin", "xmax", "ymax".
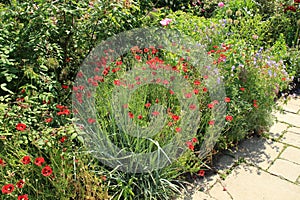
[
  {"xmin": 16, "ymin": 180, "xmax": 25, "ymax": 189},
  {"xmin": 113, "ymin": 79, "xmax": 121, "ymax": 86},
  {"xmin": 128, "ymin": 112, "xmax": 134, "ymax": 119},
  {"xmin": 208, "ymin": 120, "xmax": 215, "ymax": 125},
  {"xmin": 60, "ymin": 136, "xmax": 67, "ymax": 143},
  {"xmin": 152, "ymin": 111, "xmax": 160, "ymax": 116},
  {"xmin": 175, "ymin": 127, "xmax": 181, "ymax": 132},
  {"xmin": 44, "ymin": 118, "xmax": 53, "ymax": 123},
  {"xmin": 135, "ymin": 55, "xmax": 141, "ymax": 61},
  {"xmin": 112, "ymin": 67, "xmax": 121, "ymax": 73},
  {"xmin": 138, "ymin": 115, "xmax": 143, "ymax": 119},
  {"xmin": 240, "ymin": 87, "xmax": 245, "ymax": 92},
  {"xmin": 2, "ymin": 184, "xmax": 14, "ymax": 194},
  {"xmin": 34, "ymin": 157, "xmax": 45, "ymax": 166},
  {"xmin": 198, "ymin": 170, "xmax": 205, "ymax": 177},
  {"xmin": 145, "ymin": 102, "xmax": 151, "ymax": 108},
  {"xmin": 225, "ymin": 115, "xmax": 233, "ymax": 121},
  {"xmin": 186, "ymin": 141, "xmax": 194, "ymax": 151},
  {"xmin": 192, "ymin": 137, "xmax": 198, "ymax": 143},
  {"xmin": 0, "ymin": 158, "xmax": 5, "ymax": 166},
  {"xmin": 116, "ymin": 60, "xmax": 122, "ymax": 66},
  {"xmin": 172, "ymin": 115, "xmax": 180, "ymax": 121},
  {"xmin": 224, "ymin": 97, "xmax": 231, "ymax": 103},
  {"xmin": 88, "ymin": 118, "xmax": 96, "ymax": 124},
  {"xmin": 185, "ymin": 93, "xmax": 192, "ymax": 98},
  {"xmin": 203, "ymin": 87, "xmax": 208, "ymax": 92},
  {"xmin": 194, "ymin": 80, "xmax": 201, "ymax": 85},
  {"xmin": 284, "ymin": 5, "xmax": 296, "ymax": 12},
  {"xmin": 21, "ymin": 156, "xmax": 31, "ymax": 165},
  {"xmin": 61, "ymin": 85, "xmax": 69, "ymax": 89},
  {"xmin": 16, "ymin": 123, "xmax": 27, "ymax": 131},
  {"xmin": 189, "ymin": 104, "xmax": 196, "ymax": 110},
  {"xmin": 18, "ymin": 194, "xmax": 28, "ymax": 200},
  {"xmin": 208, "ymin": 103, "xmax": 214, "ymax": 109},
  {"xmin": 41, "ymin": 165, "xmax": 53, "ymax": 177}
]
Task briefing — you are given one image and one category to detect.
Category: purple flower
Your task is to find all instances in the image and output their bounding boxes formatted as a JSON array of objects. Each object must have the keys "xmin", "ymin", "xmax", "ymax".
[{"xmin": 160, "ymin": 18, "xmax": 172, "ymax": 26}]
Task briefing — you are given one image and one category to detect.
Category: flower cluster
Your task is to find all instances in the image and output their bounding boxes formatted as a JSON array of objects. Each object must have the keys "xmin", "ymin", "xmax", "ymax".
[{"xmin": 1, "ymin": 155, "xmax": 53, "ymax": 199}]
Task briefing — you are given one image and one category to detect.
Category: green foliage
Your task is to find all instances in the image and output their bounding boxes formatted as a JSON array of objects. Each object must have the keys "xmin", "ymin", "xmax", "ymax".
[{"xmin": 0, "ymin": 0, "xmax": 298, "ymax": 199}]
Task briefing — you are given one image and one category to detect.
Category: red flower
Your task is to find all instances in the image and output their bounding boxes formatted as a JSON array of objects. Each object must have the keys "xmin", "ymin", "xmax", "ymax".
[
  {"xmin": 172, "ymin": 115, "xmax": 180, "ymax": 121},
  {"xmin": 1, "ymin": 184, "xmax": 14, "ymax": 194},
  {"xmin": 186, "ymin": 141, "xmax": 194, "ymax": 151},
  {"xmin": 128, "ymin": 112, "xmax": 134, "ymax": 119},
  {"xmin": 60, "ymin": 136, "xmax": 67, "ymax": 143},
  {"xmin": 34, "ymin": 157, "xmax": 45, "ymax": 166},
  {"xmin": 198, "ymin": 170, "xmax": 205, "ymax": 177},
  {"xmin": 44, "ymin": 117, "xmax": 53, "ymax": 123},
  {"xmin": 185, "ymin": 92, "xmax": 193, "ymax": 98},
  {"xmin": 16, "ymin": 180, "xmax": 25, "ymax": 189},
  {"xmin": 16, "ymin": 123, "xmax": 27, "ymax": 131},
  {"xmin": 61, "ymin": 85, "xmax": 69, "ymax": 89},
  {"xmin": 21, "ymin": 156, "xmax": 30, "ymax": 165},
  {"xmin": 18, "ymin": 194, "xmax": 28, "ymax": 200},
  {"xmin": 295, "ymin": 0, "xmax": 300, "ymax": 3},
  {"xmin": 189, "ymin": 104, "xmax": 196, "ymax": 110},
  {"xmin": 285, "ymin": 5, "xmax": 296, "ymax": 12},
  {"xmin": 116, "ymin": 60, "xmax": 122, "ymax": 66},
  {"xmin": 57, "ymin": 108, "xmax": 70, "ymax": 115},
  {"xmin": 175, "ymin": 127, "xmax": 181, "ymax": 132},
  {"xmin": 193, "ymin": 89, "xmax": 199, "ymax": 94},
  {"xmin": 138, "ymin": 115, "xmax": 143, "ymax": 119},
  {"xmin": 145, "ymin": 102, "xmax": 151, "ymax": 108},
  {"xmin": 224, "ymin": 97, "xmax": 231, "ymax": 103},
  {"xmin": 135, "ymin": 55, "xmax": 141, "ymax": 61},
  {"xmin": 113, "ymin": 79, "xmax": 121, "ymax": 86},
  {"xmin": 0, "ymin": 158, "xmax": 6, "ymax": 166},
  {"xmin": 152, "ymin": 111, "xmax": 160, "ymax": 116},
  {"xmin": 225, "ymin": 115, "xmax": 233, "ymax": 121},
  {"xmin": 194, "ymin": 80, "xmax": 201, "ymax": 85},
  {"xmin": 207, "ymin": 103, "xmax": 214, "ymax": 109},
  {"xmin": 88, "ymin": 118, "xmax": 96, "ymax": 124},
  {"xmin": 240, "ymin": 87, "xmax": 245, "ymax": 92},
  {"xmin": 208, "ymin": 120, "xmax": 215, "ymax": 125},
  {"xmin": 192, "ymin": 137, "xmax": 198, "ymax": 143},
  {"xmin": 253, "ymin": 103, "xmax": 258, "ymax": 108},
  {"xmin": 203, "ymin": 87, "xmax": 208, "ymax": 92},
  {"xmin": 41, "ymin": 165, "xmax": 53, "ymax": 177}
]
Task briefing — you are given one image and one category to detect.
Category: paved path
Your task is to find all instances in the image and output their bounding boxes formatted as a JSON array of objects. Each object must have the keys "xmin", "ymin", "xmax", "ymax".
[{"xmin": 180, "ymin": 95, "xmax": 300, "ymax": 200}]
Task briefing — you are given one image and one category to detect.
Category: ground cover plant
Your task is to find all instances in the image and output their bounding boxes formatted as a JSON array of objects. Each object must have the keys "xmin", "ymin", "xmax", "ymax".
[{"xmin": 0, "ymin": 0, "xmax": 299, "ymax": 199}]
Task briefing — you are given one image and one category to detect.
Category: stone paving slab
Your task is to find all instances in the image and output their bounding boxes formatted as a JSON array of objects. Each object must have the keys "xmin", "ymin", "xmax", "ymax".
[
  {"xmin": 277, "ymin": 98, "xmax": 300, "ymax": 113},
  {"xmin": 280, "ymin": 131, "xmax": 300, "ymax": 147},
  {"xmin": 268, "ymin": 158, "xmax": 300, "ymax": 182},
  {"xmin": 268, "ymin": 122, "xmax": 289, "ymax": 139},
  {"xmin": 279, "ymin": 146, "xmax": 300, "ymax": 165},
  {"xmin": 274, "ymin": 111, "xmax": 300, "ymax": 127},
  {"xmin": 223, "ymin": 165, "xmax": 300, "ymax": 200},
  {"xmin": 208, "ymin": 182, "xmax": 231, "ymax": 200},
  {"xmin": 288, "ymin": 126, "xmax": 300, "ymax": 134},
  {"xmin": 232, "ymin": 137, "xmax": 284, "ymax": 170}
]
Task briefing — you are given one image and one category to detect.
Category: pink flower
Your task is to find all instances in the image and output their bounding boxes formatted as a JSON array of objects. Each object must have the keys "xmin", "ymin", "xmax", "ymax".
[
  {"xmin": 218, "ymin": 2, "xmax": 224, "ymax": 7},
  {"xmin": 160, "ymin": 18, "xmax": 172, "ymax": 26}
]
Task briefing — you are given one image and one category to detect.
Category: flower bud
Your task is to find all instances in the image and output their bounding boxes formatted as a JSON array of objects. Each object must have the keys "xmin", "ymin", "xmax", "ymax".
[
  {"xmin": 235, "ymin": 10, "xmax": 242, "ymax": 17},
  {"xmin": 226, "ymin": 9, "xmax": 233, "ymax": 16}
]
